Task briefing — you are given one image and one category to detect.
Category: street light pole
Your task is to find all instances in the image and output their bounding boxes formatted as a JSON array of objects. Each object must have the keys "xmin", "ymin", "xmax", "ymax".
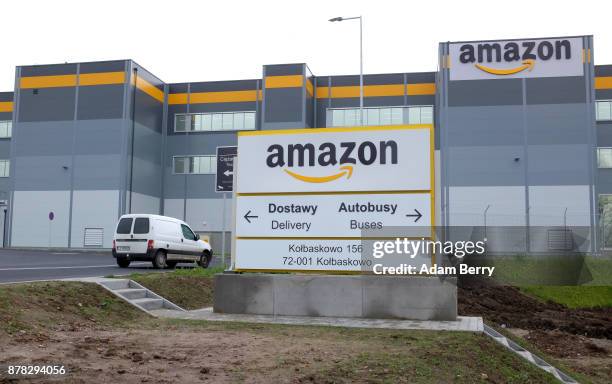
[
  {"xmin": 0, "ymin": 190, "xmax": 7, "ymax": 248},
  {"xmin": 329, "ymin": 15, "xmax": 363, "ymax": 126},
  {"xmin": 359, "ymin": 16, "xmax": 363, "ymax": 126}
]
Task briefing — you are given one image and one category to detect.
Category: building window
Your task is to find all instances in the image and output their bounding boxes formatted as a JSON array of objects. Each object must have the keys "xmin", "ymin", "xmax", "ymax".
[
  {"xmin": 174, "ymin": 111, "xmax": 256, "ymax": 132},
  {"xmin": 173, "ymin": 155, "xmax": 217, "ymax": 174},
  {"xmin": 596, "ymin": 100, "xmax": 612, "ymax": 121},
  {"xmin": 0, "ymin": 121, "xmax": 12, "ymax": 138},
  {"xmin": 0, "ymin": 160, "xmax": 9, "ymax": 177},
  {"xmin": 328, "ymin": 106, "xmax": 433, "ymax": 127},
  {"xmin": 598, "ymin": 148, "xmax": 612, "ymax": 168}
]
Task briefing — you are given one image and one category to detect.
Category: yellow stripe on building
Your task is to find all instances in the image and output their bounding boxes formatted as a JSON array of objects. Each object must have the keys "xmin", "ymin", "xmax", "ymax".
[
  {"xmin": 315, "ymin": 83, "xmax": 436, "ymax": 99},
  {"xmin": 190, "ymin": 90, "xmax": 260, "ymax": 104},
  {"xmin": 365, "ymin": 84, "xmax": 405, "ymax": 97},
  {"xmin": 20, "ymin": 71, "xmax": 126, "ymax": 89},
  {"xmin": 168, "ymin": 90, "xmax": 262, "ymax": 105},
  {"xmin": 315, "ymin": 87, "xmax": 329, "ymax": 98},
  {"xmin": 595, "ymin": 76, "xmax": 612, "ymax": 90},
  {"xmin": 79, "ymin": 71, "xmax": 125, "ymax": 86},
  {"xmin": 168, "ymin": 93, "xmax": 189, "ymax": 105},
  {"xmin": 407, "ymin": 83, "xmax": 436, "ymax": 95},
  {"xmin": 306, "ymin": 79, "xmax": 314, "ymax": 97},
  {"xmin": 0, "ymin": 102, "xmax": 13, "ymax": 112},
  {"xmin": 132, "ymin": 75, "xmax": 164, "ymax": 103},
  {"xmin": 265, "ymin": 75, "xmax": 303, "ymax": 88},
  {"xmin": 20, "ymin": 74, "xmax": 77, "ymax": 89}
]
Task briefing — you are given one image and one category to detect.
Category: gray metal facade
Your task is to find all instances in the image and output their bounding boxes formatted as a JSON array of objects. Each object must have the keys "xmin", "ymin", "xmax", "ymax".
[{"xmin": 0, "ymin": 34, "xmax": 610, "ymax": 252}]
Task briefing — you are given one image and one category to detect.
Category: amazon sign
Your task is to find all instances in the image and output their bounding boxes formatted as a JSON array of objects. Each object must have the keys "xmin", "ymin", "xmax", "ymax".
[
  {"xmin": 233, "ymin": 125, "xmax": 433, "ymax": 272},
  {"xmin": 449, "ymin": 37, "xmax": 584, "ymax": 81},
  {"xmin": 235, "ymin": 126, "xmax": 432, "ymax": 193}
]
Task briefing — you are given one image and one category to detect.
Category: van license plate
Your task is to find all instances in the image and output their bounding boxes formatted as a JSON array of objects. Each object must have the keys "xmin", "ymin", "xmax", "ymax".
[{"xmin": 117, "ymin": 246, "xmax": 130, "ymax": 251}]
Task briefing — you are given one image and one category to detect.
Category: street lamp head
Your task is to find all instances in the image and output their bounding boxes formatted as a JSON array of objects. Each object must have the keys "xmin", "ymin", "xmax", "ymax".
[{"xmin": 329, "ymin": 17, "xmax": 343, "ymax": 22}]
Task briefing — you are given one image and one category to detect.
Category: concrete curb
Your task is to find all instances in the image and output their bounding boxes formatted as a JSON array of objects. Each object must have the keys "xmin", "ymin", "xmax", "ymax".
[
  {"xmin": 150, "ymin": 307, "xmax": 484, "ymax": 332},
  {"xmin": 1, "ymin": 247, "xmax": 110, "ymax": 253}
]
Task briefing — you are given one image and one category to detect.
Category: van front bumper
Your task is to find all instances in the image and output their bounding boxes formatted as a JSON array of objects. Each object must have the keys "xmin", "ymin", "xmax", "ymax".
[{"xmin": 112, "ymin": 249, "xmax": 155, "ymax": 261}]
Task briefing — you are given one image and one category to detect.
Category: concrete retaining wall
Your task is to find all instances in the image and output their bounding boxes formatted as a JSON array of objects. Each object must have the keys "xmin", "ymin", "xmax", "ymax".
[{"xmin": 214, "ymin": 274, "xmax": 457, "ymax": 321}]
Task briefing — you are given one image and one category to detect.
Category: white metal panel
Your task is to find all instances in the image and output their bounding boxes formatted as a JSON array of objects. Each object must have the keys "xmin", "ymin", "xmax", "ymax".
[
  {"xmin": 185, "ymin": 198, "xmax": 231, "ymax": 232},
  {"xmin": 11, "ymin": 190, "xmax": 71, "ymax": 247},
  {"xmin": 129, "ymin": 192, "xmax": 160, "ymax": 215},
  {"xmin": 83, "ymin": 227, "xmax": 104, "ymax": 247},
  {"xmin": 529, "ymin": 185, "xmax": 591, "ymax": 226},
  {"xmin": 70, "ymin": 190, "xmax": 120, "ymax": 248}
]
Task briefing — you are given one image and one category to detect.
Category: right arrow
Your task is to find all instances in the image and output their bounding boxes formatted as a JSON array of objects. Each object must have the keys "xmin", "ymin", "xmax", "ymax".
[
  {"xmin": 406, "ymin": 209, "xmax": 422, "ymax": 222},
  {"xmin": 243, "ymin": 210, "xmax": 259, "ymax": 224}
]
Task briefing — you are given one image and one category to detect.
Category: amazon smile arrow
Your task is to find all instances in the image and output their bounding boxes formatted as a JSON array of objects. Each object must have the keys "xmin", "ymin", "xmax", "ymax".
[
  {"xmin": 475, "ymin": 59, "xmax": 535, "ymax": 76},
  {"xmin": 283, "ymin": 165, "xmax": 354, "ymax": 184}
]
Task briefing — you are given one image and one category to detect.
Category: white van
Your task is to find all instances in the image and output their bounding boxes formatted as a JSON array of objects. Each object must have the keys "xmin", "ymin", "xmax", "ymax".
[{"xmin": 112, "ymin": 214, "xmax": 212, "ymax": 269}]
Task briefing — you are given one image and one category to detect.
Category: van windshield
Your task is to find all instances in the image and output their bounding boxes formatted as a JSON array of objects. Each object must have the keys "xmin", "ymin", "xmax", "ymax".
[
  {"xmin": 133, "ymin": 218, "xmax": 150, "ymax": 234},
  {"xmin": 116, "ymin": 218, "xmax": 133, "ymax": 234}
]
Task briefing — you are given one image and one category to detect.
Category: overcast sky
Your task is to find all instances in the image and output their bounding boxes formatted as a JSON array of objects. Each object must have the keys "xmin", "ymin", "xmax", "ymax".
[{"xmin": 1, "ymin": 0, "xmax": 610, "ymax": 90}]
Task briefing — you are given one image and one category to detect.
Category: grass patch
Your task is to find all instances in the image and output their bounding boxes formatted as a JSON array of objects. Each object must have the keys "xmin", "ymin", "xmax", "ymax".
[
  {"xmin": 519, "ymin": 285, "xmax": 612, "ymax": 308},
  {"xmin": 0, "ymin": 281, "xmax": 147, "ymax": 336},
  {"xmin": 128, "ymin": 265, "xmax": 224, "ymax": 280},
  {"xmin": 128, "ymin": 266, "xmax": 223, "ymax": 309},
  {"xmin": 477, "ymin": 255, "xmax": 612, "ymax": 286},
  {"xmin": 584, "ymin": 257, "xmax": 612, "ymax": 285}
]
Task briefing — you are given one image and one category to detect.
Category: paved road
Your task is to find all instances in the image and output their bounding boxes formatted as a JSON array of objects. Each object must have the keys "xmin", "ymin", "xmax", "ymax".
[{"xmin": 0, "ymin": 249, "xmax": 223, "ymax": 284}]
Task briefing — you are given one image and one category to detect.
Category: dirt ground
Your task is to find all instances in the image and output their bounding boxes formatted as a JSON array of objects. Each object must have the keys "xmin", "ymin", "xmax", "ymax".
[
  {"xmin": 0, "ymin": 323, "xmax": 558, "ymax": 384},
  {"xmin": 458, "ymin": 279, "xmax": 612, "ymax": 338},
  {"xmin": 0, "ymin": 277, "xmax": 608, "ymax": 383},
  {"xmin": 2, "ymin": 328, "xmax": 262, "ymax": 383},
  {"xmin": 458, "ymin": 278, "xmax": 612, "ymax": 383}
]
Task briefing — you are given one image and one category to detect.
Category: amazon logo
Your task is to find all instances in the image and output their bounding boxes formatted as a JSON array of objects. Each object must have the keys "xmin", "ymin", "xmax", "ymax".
[
  {"xmin": 459, "ymin": 39, "xmax": 572, "ymax": 76},
  {"xmin": 266, "ymin": 141, "xmax": 398, "ymax": 183}
]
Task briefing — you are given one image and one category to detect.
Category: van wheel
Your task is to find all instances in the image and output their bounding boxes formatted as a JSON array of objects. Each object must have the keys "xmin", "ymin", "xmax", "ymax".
[
  {"xmin": 166, "ymin": 261, "xmax": 177, "ymax": 269},
  {"xmin": 116, "ymin": 258, "xmax": 130, "ymax": 268},
  {"xmin": 198, "ymin": 251, "xmax": 211, "ymax": 268},
  {"xmin": 152, "ymin": 250, "xmax": 167, "ymax": 269}
]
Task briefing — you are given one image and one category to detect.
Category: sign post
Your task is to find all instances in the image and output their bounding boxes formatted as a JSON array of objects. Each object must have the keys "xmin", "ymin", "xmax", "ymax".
[
  {"xmin": 48, "ymin": 211, "xmax": 54, "ymax": 248},
  {"xmin": 215, "ymin": 146, "xmax": 237, "ymax": 193},
  {"xmin": 233, "ymin": 125, "xmax": 434, "ymax": 272},
  {"xmin": 216, "ymin": 146, "xmax": 237, "ymax": 266}
]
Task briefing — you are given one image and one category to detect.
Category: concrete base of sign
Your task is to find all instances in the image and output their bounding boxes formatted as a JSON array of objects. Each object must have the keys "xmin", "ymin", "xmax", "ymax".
[{"xmin": 213, "ymin": 274, "xmax": 457, "ymax": 321}]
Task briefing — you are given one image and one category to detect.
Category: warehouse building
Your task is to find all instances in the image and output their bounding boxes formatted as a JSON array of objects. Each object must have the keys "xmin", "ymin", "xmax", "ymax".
[{"xmin": 0, "ymin": 34, "xmax": 611, "ymax": 252}]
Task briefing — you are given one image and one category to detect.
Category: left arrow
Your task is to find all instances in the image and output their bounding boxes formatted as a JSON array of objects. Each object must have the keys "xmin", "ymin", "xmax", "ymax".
[
  {"xmin": 224, "ymin": 170, "xmax": 233, "ymax": 177},
  {"xmin": 243, "ymin": 210, "xmax": 259, "ymax": 223}
]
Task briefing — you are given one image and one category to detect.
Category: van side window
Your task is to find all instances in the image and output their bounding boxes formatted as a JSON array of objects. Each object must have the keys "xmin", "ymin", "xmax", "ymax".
[
  {"xmin": 133, "ymin": 218, "xmax": 150, "ymax": 234},
  {"xmin": 181, "ymin": 224, "xmax": 196, "ymax": 240},
  {"xmin": 116, "ymin": 218, "xmax": 133, "ymax": 234}
]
